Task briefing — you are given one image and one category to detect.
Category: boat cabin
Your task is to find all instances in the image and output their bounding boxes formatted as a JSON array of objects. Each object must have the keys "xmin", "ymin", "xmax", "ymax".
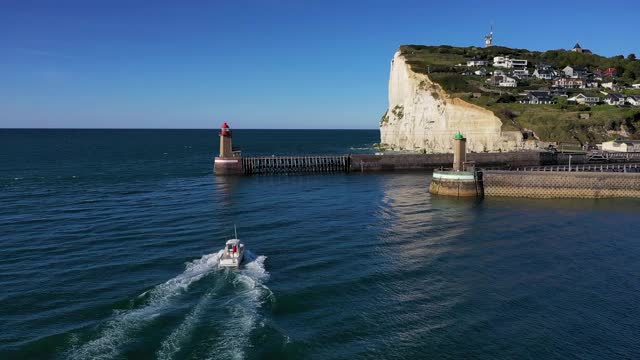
[{"xmin": 225, "ymin": 239, "xmax": 242, "ymax": 256}]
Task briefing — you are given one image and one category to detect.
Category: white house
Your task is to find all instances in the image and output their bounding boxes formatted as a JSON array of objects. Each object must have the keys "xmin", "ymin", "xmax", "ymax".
[
  {"xmin": 509, "ymin": 58, "xmax": 528, "ymax": 68},
  {"xmin": 553, "ymin": 77, "xmax": 585, "ymax": 89},
  {"xmin": 499, "ymin": 76, "xmax": 517, "ymax": 87},
  {"xmin": 604, "ymin": 94, "xmax": 625, "ymax": 106},
  {"xmin": 568, "ymin": 93, "xmax": 599, "ymax": 105},
  {"xmin": 533, "ymin": 68, "xmax": 555, "ymax": 80},
  {"xmin": 601, "ymin": 82, "xmax": 621, "ymax": 91},
  {"xmin": 512, "ymin": 69, "xmax": 530, "ymax": 79},
  {"xmin": 632, "ymin": 83, "xmax": 640, "ymax": 89},
  {"xmin": 627, "ymin": 96, "xmax": 640, "ymax": 106},
  {"xmin": 493, "ymin": 56, "xmax": 528, "ymax": 69},
  {"xmin": 493, "ymin": 56, "xmax": 508, "ymax": 67},
  {"xmin": 585, "ymin": 79, "xmax": 599, "ymax": 88},
  {"xmin": 601, "ymin": 140, "xmax": 640, "ymax": 152},
  {"xmin": 520, "ymin": 91, "xmax": 554, "ymax": 104},
  {"xmin": 562, "ymin": 66, "xmax": 588, "ymax": 78},
  {"xmin": 489, "ymin": 74, "xmax": 517, "ymax": 87},
  {"xmin": 467, "ymin": 58, "xmax": 489, "ymax": 67}
]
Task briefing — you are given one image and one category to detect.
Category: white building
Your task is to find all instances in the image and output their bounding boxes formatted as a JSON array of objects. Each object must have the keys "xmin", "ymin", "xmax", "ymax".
[
  {"xmin": 512, "ymin": 69, "xmax": 530, "ymax": 79},
  {"xmin": 533, "ymin": 68, "xmax": 555, "ymax": 80},
  {"xmin": 562, "ymin": 66, "xmax": 588, "ymax": 79},
  {"xmin": 601, "ymin": 140, "xmax": 640, "ymax": 152},
  {"xmin": 604, "ymin": 94, "xmax": 625, "ymax": 106},
  {"xmin": 493, "ymin": 56, "xmax": 528, "ymax": 69},
  {"xmin": 627, "ymin": 96, "xmax": 640, "ymax": 106},
  {"xmin": 601, "ymin": 82, "xmax": 622, "ymax": 91},
  {"xmin": 499, "ymin": 76, "xmax": 517, "ymax": 87},
  {"xmin": 467, "ymin": 59, "xmax": 489, "ymax": 67},
  {"xmin": 632, "ymin": 83, "xmax": 640, "ymax": 89},
  {"xmin": 568, "ymin": 93, "xmax": 599, "ymax": 105}
]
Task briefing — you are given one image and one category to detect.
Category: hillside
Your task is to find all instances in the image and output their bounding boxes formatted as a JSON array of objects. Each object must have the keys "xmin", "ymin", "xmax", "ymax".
[{"xmin": 397, "ymin": 45, "xmax": 640, "ymax": 145}]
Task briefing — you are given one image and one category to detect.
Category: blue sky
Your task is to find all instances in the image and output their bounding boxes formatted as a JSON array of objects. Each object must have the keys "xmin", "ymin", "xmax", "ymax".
[{"xmin": 1, "ymin": 0, "xmax": 639, "ymax": 129}]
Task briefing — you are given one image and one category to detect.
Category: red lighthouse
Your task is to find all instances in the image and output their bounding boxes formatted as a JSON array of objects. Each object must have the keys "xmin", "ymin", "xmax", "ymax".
[
  {"xmin": 214, "ymin": 121, "xmax": 243, "ymax": 175},
  {"xmin": 220, "ymin": 122, "xmax": 231, "ymax": 138},
  {"xmin": 219, "ymin": 122, "xmax": 232, "ymax": 157}
]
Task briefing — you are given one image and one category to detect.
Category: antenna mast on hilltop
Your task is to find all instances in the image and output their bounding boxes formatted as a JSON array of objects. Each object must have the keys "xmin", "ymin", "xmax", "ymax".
[{"xmin": 484, "ymin": 23, "xmax": 493, "ymax": 47}]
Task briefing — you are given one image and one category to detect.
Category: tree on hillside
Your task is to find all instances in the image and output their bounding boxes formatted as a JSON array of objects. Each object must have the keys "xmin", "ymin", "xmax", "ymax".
[
  {"xmin": 622, "ymin": 69, "xmax": 636, "ymax": 82},
  {"xmin": 628, "ymin": 53, "xmax": 637, "ymax": 61}
]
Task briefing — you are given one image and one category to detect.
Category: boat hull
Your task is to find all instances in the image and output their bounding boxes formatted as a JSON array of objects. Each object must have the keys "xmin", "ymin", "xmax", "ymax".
[{"xmin": 219, "ymin": 252, "xmax": 244, "ymax": 268}]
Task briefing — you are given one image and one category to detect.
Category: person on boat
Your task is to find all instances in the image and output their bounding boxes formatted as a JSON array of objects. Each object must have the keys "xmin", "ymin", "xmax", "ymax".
[{"xmin": 232, "ymin": 244, "xmax": 237, "ymax": 253}]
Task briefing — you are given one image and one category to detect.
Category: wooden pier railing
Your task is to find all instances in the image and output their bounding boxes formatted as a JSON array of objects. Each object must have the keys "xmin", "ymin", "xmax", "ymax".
[{"xmin": 242, "ymin": 156, "xmax": 351, "ymax": 175}]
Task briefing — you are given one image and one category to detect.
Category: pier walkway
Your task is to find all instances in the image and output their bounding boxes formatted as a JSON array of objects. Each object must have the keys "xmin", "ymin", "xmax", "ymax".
[{"xmin": 241, "ymin": 155, "xmax": 350, "ymax": 175}]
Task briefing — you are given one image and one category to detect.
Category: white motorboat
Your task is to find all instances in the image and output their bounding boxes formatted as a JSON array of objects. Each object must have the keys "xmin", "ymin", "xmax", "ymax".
[{"xmin": 219, "ymin": 227, "xmax": 244, "ymax": 268}]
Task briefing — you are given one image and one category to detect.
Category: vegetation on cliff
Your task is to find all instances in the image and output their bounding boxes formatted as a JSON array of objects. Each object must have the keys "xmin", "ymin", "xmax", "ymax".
[{"xmin": 398, "ymin": 45, "xmax": 640, "ymax": 145}]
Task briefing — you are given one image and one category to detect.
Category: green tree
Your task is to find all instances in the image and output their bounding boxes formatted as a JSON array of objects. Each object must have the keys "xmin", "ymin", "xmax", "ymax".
[
  {"xmin": 628, "ymin": 53, "xmax": 637, "ymax": 61},
  {"xmin": 556, "ymin": 96, "xmax": 568, "ymax": 110}
]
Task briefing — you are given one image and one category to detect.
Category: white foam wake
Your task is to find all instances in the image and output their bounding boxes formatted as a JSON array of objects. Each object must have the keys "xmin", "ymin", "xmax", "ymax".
[
  {"xmin": 206, "ymin": 251, "xmax": 272, "ymax": 360},
  {"xmin": 67, "ymin": 250, "xmax": 224, "ymax": 360},
  {"xmin": 155, "ymin": 286, "xmax": 217, "ymax": 360}
]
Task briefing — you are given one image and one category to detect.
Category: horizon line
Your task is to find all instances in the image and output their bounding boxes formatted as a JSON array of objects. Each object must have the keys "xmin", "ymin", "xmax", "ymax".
[{"xmin": 0, "ymin": 127, "xmax": 380, "ymax": 131}]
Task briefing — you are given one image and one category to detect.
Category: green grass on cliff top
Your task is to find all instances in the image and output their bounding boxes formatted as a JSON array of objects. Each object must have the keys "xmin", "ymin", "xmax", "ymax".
[{"xmin": 398, "ymin": 45, "xmax": 640, "ymax": 144}]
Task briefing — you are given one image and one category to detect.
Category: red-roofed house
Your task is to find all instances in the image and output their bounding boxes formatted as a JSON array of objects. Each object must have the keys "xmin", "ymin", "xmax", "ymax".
[{"xmin": 595, "ymin": 68, "xmax": 618, "ymax": 78}]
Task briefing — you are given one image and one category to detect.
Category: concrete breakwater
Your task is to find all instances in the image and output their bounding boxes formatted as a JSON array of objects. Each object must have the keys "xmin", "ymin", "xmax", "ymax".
[
  {"xmin": 483, "ymin": 170, "xmax": 640, "ymax": 199},
  {"xmin": 226, "ymin": 151, "xmax": 555, "ymax": 175}
]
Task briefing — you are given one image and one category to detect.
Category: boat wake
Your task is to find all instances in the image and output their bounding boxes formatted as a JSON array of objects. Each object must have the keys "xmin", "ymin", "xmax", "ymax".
[
  {"xmin": 66, "ymin": 250, "xmax": 272, "ymax": 360},
  {"xmin": 66, "ymin": 250, "xmax": 224, "ymax": 360},
  {"xmin": 205, "ymin": 251, "xmax": 272, "ymax": 360}
]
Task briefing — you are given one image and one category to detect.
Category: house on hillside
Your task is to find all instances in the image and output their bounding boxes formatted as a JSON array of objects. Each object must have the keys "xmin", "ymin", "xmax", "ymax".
[
  {"xmin": 632, "ymin": 84, "xmax": 640, "ymax": 89},
  {"xmin": 571, "ymin": 43, "xmax": 592, "ymax": 54},
  {"xmin": 595, "ymin": 68, "xmax": 617, "ymax": 78},
  {"xmin": 627, "ymin": 96, "xmax": 640, "ymax": 106},
  {"xmin": 537, "ymin": 63, "xmax": 555, "ymax": 71},
  {"xmin": 488, "ymin": 74, "xmax": 517, "ymax": 87},
  {"xmin": 520, "ymin": 91, "xmax": 555, "ymax": 104},
  {"xmin": 474, "ymin": 68, "xmax": 488, "ymax": 76},
  {"xmin": 562, "ymin": 66, "xmax": 588, "ymax": 78},
  {"xmin": 601, "ymin": 82, "xmax": 622, "ymax": 92},
  {"xmin": 553, "ymin": 77, "xmax": 585, "ymax": 89},
  {"xmin": 467, "ymin": 57, "xmax": 489, "ymax": 67},
  {"xmin": 585, "ymin": 79, "xmax": 599, "ymax": 88},
  {"xmin": 493, "ymin": 56, "xmax": 528, "ymax": 69},
  {"xmin": 512, "ymin": 69, "xmax": 530, "ymax": 79},
  {"xmin": 568, "ymin": 93, "xmax": 599, "ymax": 105},
  {"xmin": 604, "ymin": 94, "xmax": 626, "ymax": 106},
  {"xmin": 601, "ymin": 140, "xmax": 640, "ymax": 152},
  {"xmin": 551, "ymin": 88, "xmax": 568, "ymax": 97},
  {"xmin": 532, "ymin": 68, "xmax": 555, "ymax": 80}
]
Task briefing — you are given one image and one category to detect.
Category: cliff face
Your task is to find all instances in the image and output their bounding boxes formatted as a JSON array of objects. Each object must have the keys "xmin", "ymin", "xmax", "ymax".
[{"xmin": 380, "ymin": 51, "xmax": 532, "ymax": 153}]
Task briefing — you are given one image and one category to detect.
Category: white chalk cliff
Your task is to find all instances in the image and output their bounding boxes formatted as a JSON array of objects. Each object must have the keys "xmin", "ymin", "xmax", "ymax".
[{"xmin": 380, "ymin": 51, "xmax": 532, "ymax": 153}]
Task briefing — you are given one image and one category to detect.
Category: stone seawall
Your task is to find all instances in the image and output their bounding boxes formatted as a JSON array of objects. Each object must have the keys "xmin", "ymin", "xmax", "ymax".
[
  {"xmin": 351, "ymin": 152, "xmax": 553, "ymax": 172},
  {"xmin": 483, "ymin": 170, "xmax": 640, "ymax": 199}
]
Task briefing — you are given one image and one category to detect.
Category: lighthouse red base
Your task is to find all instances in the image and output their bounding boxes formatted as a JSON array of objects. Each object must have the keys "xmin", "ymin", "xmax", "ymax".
[{"xmin": 214, "ymin": 157, "xmax": 243, "ymax": 175}]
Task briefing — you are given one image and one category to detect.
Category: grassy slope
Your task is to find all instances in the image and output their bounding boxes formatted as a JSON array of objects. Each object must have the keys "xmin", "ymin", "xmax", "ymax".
[{"xmin": 398, "ymin": 45, "xmax": 640, "ymax": 144}]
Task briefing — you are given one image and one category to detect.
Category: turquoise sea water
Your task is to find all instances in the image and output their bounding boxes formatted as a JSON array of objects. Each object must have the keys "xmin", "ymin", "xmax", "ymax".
[{"xmin": 1, "ymin": 129, "xmax": 639, "ymax": 359}]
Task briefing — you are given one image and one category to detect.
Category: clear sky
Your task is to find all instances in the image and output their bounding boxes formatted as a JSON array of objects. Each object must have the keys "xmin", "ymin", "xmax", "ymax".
[{"xmin": 2, "ymin": 0, "xmax": 639, "ymax": 129}]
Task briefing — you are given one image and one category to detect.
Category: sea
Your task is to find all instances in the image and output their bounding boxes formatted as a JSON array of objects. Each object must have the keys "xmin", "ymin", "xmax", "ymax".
[{"xmin": 1, "ymin": 129, "xmax": 639, "ymax": 360}]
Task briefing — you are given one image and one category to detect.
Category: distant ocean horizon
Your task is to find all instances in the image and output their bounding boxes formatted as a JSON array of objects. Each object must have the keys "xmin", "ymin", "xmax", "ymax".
[
  {"xmin": 0, "ymin": 127, "xmax": 381, "ymax": 130},
  {"xmin": 1, "ymin": 129, "xmax": 639, "ymax": 359}
]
